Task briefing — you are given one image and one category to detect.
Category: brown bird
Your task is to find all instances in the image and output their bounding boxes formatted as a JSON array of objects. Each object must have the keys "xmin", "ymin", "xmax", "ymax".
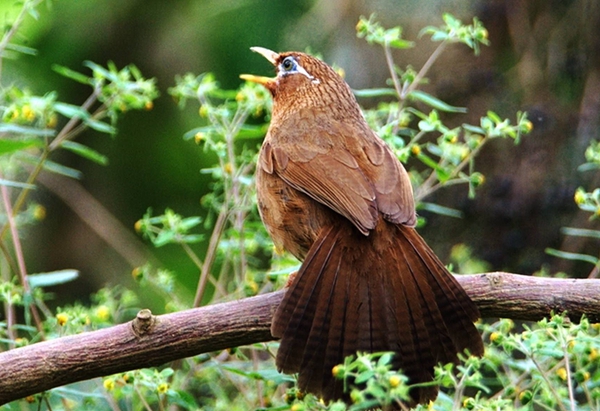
[{"xmin": 241, "ymin": 47, "xmax": 483, "ymax": 406}]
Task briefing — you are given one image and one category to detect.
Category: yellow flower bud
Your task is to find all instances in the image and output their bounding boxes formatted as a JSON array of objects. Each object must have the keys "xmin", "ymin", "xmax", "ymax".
[
  {"xmin": 22, "ymin": 105, "xmax": 35, "ymax": 122},
  {"xmin": 389, "ymin": 375, "xmax": 401, "ymax": 387},
  {"xmin": 132, "ymin": 266, "xmax": 143, "ymax": 280},
  {"xmin": 557, "ymin": 367, "xmax": 568, "ymax": 381},
  {"xmin": 46, "ymin": 114, "xmax": 58, "ymax": 128},
  {"xmin": 56, "ymin": 312, "xmax": 69, "ymax": 326},
  {"xmin": 157, "ymin": 383, "xmax": 169, "ymax": 394},
  {"xmin": 199, "ymin": 105, "xmax": 208, "ymax": 117},
  {"xmin": 411, "ymin": 145, "xmax": 421, "ymax": 156},
  {"xmin": 490, "ymin": 331, "xmax": 501, "ymax": 343},
  {"xmin": 95, "ymin": 305, "xmax": 110, "ymax": 321},
  {"xmin": 33, "ymin": 205, "xmax": 46, "ymax": 221},
  {"xmin": 103, "ymin": 378, "xmax": 115, "ymax": 391}
]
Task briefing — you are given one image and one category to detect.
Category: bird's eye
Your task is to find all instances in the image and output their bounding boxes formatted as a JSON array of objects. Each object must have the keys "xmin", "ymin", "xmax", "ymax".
[{"xmin": 281, "ymin": 57, "xmax": 296, "ymax": 72}]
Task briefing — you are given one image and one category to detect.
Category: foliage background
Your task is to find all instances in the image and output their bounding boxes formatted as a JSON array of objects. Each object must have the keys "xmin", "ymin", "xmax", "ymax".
[{"xmin": 2, "ymin": 0, "xmax": 599, "ymax": 314}]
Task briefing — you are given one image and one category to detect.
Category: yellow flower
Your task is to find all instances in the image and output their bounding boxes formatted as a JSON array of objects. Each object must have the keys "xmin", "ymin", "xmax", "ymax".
[
  {"xmin": 33, "ymin": 205, "xmax": 46, "ymax": 221},
  {"xmin": 524, "ymin": 120, "xmax": 533, "ymax": 132},
  {"xmin": 246, "ymin": 280, "xmax": 258, "ymax": 294},
  {"xmin": 198, "ymin": 105, "xmax": 208, "ymax": 118},
  {"xmin": 22, "ymin": 105, "xmax": 35, "ymax": 122},
  {"xmin": 46, "ymin": 114, "xmax": 58, "ymax": 128},
  {"xmin": 557, "ymin": 367, "xmax": 568, "ymax": 381},
  {"xmin": 224, "ymin": 162, "xmax": 233, "ymax": 174},
  {"xmin": 131, "ymin": 266, "xmax": 143, "ymax": 280},
  {"xmin": 96, "ymin": 305, "xmax": 110, "ymax": 321},
  {"xmin": 134, "ymin": 220, "xmax": 143, "ymax": 232},
  {"xmin": 144, "ymin": 101, "xmax": 154, "ymax": 111},
  {"xmin": 388, "ymin": 375, "xmax": 401, "ymax": 387},
  {"xmin": 157, "ymin": 383, "xmax": 169, "ymax": 394},
  {"xmin": 56, "ymin": 312, "xmax": 69, "ymax": 326},
  {"xmin": 103, "ymin": 378, "xmax": 115, "ymax": 391},
  {"xmin": 194, "ymin": 132, "xmax": 205, "ymax": 144},
  {"xmin": 411, "ymin": 145, "xmax": 421, "ymax": 156},
  {"xmin": 331, "ymin": 365, "xmax": 341, "ymax": 377}
]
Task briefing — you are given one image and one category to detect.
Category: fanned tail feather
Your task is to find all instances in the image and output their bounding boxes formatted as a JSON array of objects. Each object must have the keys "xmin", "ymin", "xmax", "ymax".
[{"xmin": 270, "ymin": 220, "xmax": 483, "ymax": 405}]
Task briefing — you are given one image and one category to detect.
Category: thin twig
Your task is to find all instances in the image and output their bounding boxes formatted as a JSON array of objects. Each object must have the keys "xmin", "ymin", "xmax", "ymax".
[
  {"xmin": 0, "ymin": 0, "xmax": 44, "ymax": 79},
  {"xmin": 415, "ymin": 135, "xmax": 489, "ymax": 201},
  {"xmin": 558, "ymin": 328, "xmax": 577, "ymax": 411},
  {"xmin": 529, "ymin": 355, "xmax": 568, "ymax": 411},
  {"xmin": 401, "ymin": 39, "xmax": 449, "ymax": 100},
  {"xmin": 193, "ymin": 202, "xmax": 229, "ymax": 307},
  {"xmin": 0, "ymin": 176, "xmax": 44, "ymax": 336},
  {"xmin": 383, "ymin": 44, "xmax": 403, "ymax": 99}
]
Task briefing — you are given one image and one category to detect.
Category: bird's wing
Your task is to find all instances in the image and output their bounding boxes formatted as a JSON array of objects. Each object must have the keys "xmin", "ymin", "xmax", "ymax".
[{"xmin": 259, "ymin": 110, "xmax": 416, "ymax": 234}]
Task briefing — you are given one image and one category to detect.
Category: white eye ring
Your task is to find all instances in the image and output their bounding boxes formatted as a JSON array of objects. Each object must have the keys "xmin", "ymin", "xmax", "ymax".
[{"xmin": 278, "ymin": 57, "xmax": 320, "ymax": 84}]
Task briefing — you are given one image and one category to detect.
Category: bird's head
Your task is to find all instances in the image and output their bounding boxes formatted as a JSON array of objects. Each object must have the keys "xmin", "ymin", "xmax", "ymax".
[{"xmin": 240, "ymin": 47, "xmax": 361, "ymax": 122}]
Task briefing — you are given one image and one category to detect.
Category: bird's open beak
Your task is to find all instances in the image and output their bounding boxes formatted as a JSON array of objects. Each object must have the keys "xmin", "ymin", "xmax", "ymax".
[{"xmin": 239, "ymin": 47, "xmax": 280, "ymax": 86}]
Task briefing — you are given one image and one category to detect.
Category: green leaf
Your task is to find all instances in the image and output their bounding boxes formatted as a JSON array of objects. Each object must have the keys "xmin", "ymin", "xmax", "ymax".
[
  {"xmin": 545, "ymin": 248, "xmax": 599, "ymax": 265},
  {"xmin": 61, "ymin": 141, "xmax": 109, "ymax": 165},
  {"xmin": 237, "ymin": 124, "xmax": 269, "ymax": 139},
  {"xmin": 418, "ymin": 202, "xmax": 463, "ymax": 218},
  {"xmin": 408, "ymin": 90, "xmax": 467, "ymax": 113},
  {"xmin": 52, "ymin": 65, "xmax": 91, "ymax": 85},
  {"xmin": 0, "ymin": 139, "xmax": 44, "ymax": 155},
  {"xmin": 355, "ymin": 370, "xmax": 375, "ymax": 384},
  {"xmin": 5, "ymin": 43, "xmax": 38, "ymax": 56},
  {"xmin": 27, "ymin": 270, "xmax": 79, "ymax": 288},
  {"xmin": 54, "ymin": 102, "xmax": 116, "ymax": 134},
  {"xmin": 85, "ymin": 118, "xmax": 116, "ymax": 135},
  {"xmin": 560, "ymin": 227, "xmax": 600, "ymax": 239},
  {"xmin": 0, "ymin": 179, "xmax": 36, "ymax": 189},
  {"xmin": 462, "ymin": 124, "xmax": 485, "ymax": 134},
  {"xmin": 166, "ymin": 390, "xmax": 199, "ymax": 410},
  {"xmin": 0, "ymin": 125, "xmax": 54, "ymax": 137},
  {"xmin": 352, "ymin": 88, "xmax": 398, "ymax": 98},
  {"xmin": 54, "ymin": 102, "xmax": 91, "ymax": 119}
]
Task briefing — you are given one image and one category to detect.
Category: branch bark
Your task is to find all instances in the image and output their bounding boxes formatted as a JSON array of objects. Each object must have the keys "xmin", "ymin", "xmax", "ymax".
[{"xmin": 1, "ymin": 272, "xmax": 600, "ymax": 404}]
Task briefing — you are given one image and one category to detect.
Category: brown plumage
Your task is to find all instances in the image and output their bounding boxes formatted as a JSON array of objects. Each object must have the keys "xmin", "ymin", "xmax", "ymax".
[{"xmin": 241, "ymin": 48, "xmax": 483, "ymax": 406}]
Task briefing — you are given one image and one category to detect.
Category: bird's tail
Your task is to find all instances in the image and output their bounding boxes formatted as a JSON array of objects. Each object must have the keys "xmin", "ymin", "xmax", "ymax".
[{"xmin": 270, "ymin": 220, "xmax": 483, "ymax": 404}]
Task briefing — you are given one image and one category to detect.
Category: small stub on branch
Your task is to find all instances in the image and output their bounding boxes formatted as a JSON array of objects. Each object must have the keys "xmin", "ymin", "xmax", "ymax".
[{"xmin": 132, "ymin": 308, "xmax": 156, "ymax": 337}]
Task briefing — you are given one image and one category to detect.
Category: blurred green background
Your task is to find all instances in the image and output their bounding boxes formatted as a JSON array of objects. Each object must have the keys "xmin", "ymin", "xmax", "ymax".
[{"xmin": 3, "ymin": 0, "xmax": 599, "ymax": 307}]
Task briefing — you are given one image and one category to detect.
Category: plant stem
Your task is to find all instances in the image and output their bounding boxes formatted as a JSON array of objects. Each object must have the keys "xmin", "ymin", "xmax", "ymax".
[
  {"xmin": 401, "ymin": 39, "xmax": 449, "ymax": 100},
  {"xmin": 0, "ymin": 0, "xmax": 43, "ymax": 79},
  {"xmin": 193, "ymin": 202, "xmax": 228, "ymax": 307},
  {"xmin": 415, "ymin": 135, "xmax": 488, "ymax": 201},
  {"xmin": 0, "ymin": 176, "xmax": 44, "ymax": 335}
]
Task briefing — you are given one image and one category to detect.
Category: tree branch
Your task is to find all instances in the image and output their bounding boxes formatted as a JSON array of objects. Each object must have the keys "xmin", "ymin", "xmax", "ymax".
[{"xmin": 1, "ymin": 272, "xmax": 600, "ymax": 404}]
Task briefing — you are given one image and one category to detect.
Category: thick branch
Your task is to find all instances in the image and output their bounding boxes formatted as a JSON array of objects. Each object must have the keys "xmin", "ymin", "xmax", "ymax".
[{"xmin": 1, "ymin": 272, "xmax": 600, "ymax": 404}]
